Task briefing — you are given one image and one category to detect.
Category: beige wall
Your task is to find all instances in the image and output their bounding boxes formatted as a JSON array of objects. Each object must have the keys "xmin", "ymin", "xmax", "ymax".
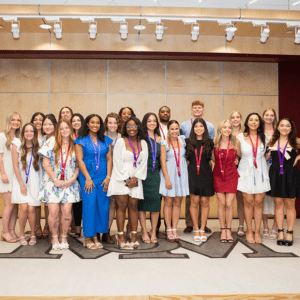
[{"xmin": 0, "ymin": 59, "xmax": 278, "ymax": 218}]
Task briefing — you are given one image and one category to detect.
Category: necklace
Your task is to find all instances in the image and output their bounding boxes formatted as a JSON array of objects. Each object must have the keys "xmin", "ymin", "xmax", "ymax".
[
  {"xmin": 147, "ymin": 133, "xmax": 157, "ymax": 172},
  {"xmin": 170, "ymin": 138, "xmax": 180, "ymax": 177},
  {"xmin": 60, "ymin": 147, "xmax": 70, "ymax": 180},
  {"xmin": 159, "ymin": 123, "xmax": 166, "ymax": 140},
  {"xmin": 219, "ymin": 140, "xmax": 230, "ymax": 176},
  {"xmin": 89, "ymin": 134, "xmax": 101, "ymax": 174},
  {"xmin": 249, "ymin": 134, "xmax": 259, "ymax": 168},
  {"xmin": 25, "ymin": 151, "xmax": 33, "ymax": 184},
  {"xmin": 278, "ymin": 140, "xmax": 289, "ymax": 175},
  {"xmin": 127, "ymin": 137, "xmax": 140, "ymax": 168},
  {"xmin": 195, "ymin": 143, "xmax": 203, "ymax": 176}
]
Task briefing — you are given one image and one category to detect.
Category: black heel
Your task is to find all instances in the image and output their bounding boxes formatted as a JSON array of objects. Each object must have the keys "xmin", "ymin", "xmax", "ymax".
[
  {"xmin": 285, "ymin": 230, "xmax": 294, "ymax": 247},
  {"xmin": 226, "ymin": 228, "xmax": 234, "ymax": 243},
  {"xmin": 277, "ymin": 229, "xmax": 284, "ymax": 246},
  {"xmin": 220, "ymin": 228, "xmax": 227, "ymax": 243}
]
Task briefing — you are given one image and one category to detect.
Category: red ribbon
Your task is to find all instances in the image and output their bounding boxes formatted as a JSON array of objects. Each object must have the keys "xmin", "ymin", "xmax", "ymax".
[
  {"xmin": 60, "ymin": 147, "xmax": 70, "ymax": 180},
  {"xmin": 249, "ymin": 134, "xmax": 258, "ymax": 168},
  {"xmin": 170, "ymin": 138, "xmax": 181, "ymax": 177},
  {"xmin": 159, "ymin": 123, "xmax": 166, "ymax": 140},
  {"xmin": 195, "ymin": 146, "xmax": 203, "ymax": 176}
]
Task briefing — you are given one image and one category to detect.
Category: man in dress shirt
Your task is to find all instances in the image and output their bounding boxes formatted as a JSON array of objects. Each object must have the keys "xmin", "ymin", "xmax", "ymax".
[
  {"xmin": 180, "ymin": 100, "xmax": 215, "ymax": 234},
  {"xmin": 158, "ymin": 106, "xmax": 170, "ymax": 140}
]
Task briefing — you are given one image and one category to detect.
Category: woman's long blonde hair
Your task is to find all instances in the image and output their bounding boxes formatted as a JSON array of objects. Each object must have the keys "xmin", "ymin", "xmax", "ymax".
[
  {"xmin": 54, "ymin": 119, "xmax": 74, "ymax": 168},
  {"xmin": 4, "ymin": 112, "xmax": 22, "ymax": 150},
  {"xmin": 229, "ymin": 110, "xmax": 243, "ymax": 133},
  {"xmin": 214, "ymin": 120, "xmax": 237, "ymax": 149}
]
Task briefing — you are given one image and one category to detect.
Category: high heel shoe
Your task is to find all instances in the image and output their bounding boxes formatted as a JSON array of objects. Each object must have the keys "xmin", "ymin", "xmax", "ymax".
[
  {"xmin": 166, "ymin": 229, "xmax": 175, "ymax": 243},
  {"xmin": 277, "ymin": 229, "xmax": 285, "ymax": 246},
  {"xmin": 35, "ymin": 226, "xmax": 43, "ymax": 239},
  {"xmin": 226, "ymin": 228, "xmax": 234, "ymax": 243},
  {"xmin": 93, "ymin": 236, "xmax": 103, "ymax": 249},
  {"xmin": 199, "ymin": 230, "xmax": 207, "ymax": 243},
  {"xmin": 51, "ymin": 235, "xmax": 61, "ymax": 251},
  {"xmin": 150, "ymin": 229, "xmax": 158, "ymax": 244},
  {"xmin": 60, "ymin": 235, "xmax": 69, "ymax": 250},
  {"xmin": 1, "ymin": 231, "xmax": 18, "ymax": 243},
  {"xmin": 285, "ymin": 230, "xmax": 294, "ymax": 247},
  {"xmin": 172, "ymin": 229, "xmax": 180, "ymax": 242},
  {"xmin": 42, "ymin": 225, "xmax": 50, "ymax": 239},
  {"xmin": 193, "ymin": 230, "xmax": 201, "ymax": 242},
  {"xmin": 128, "ymin": 231, "xmax": 139, "ymax": 248},
  {"xmin": 237, "ymin": 225, "xmax": 245, "ymax": 237},
  {"xmin": 83, "ymin": 238, "xmax": 97, "ymax": 250},
  {"xmin": 220, "ymin": 228, "xmax": 227, "ymax": 243},
  {"xmin": 115, "ymin": 232, "xmax": 131, "ymax": 249},
  {"xmin": 141, "ymin": 228, "xmax": 150, "ymax": 244}
]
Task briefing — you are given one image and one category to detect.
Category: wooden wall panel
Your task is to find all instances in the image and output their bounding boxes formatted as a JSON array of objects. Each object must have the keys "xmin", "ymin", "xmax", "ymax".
[
  {"xmin": 49, "ymin": 94, "xmax": 107, "ymax": 121},
  {"xmin": 241, "ymin": 9, "xmax": 300, "ymax": 21},
  {"xmin": 50, "ymin": 59, "xmax": 107, "ymax": 93},
  {"xmin": 223, "ymin": 62, "xmax": 278, "ymax": 96},
  {"xmin": 109, "ymin": 60, "xmax": 165, "ymax": 94},
  {"xmin": 0, "ymin": 5, "xmax": 39, "ymax": 15},
  {"xmin": 0, "ymin": 93, "xmax": 49, "ymax": 130},
  {"xmin": 166, "ymin": 61, "xmax": 222, "ymax": 95},
  {"xmin": 0, "ymin": 59, "xmax": 49, "ymax": 93}
]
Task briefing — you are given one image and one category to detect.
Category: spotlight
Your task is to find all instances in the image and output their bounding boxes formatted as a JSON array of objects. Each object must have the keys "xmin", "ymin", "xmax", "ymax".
[
  {"xmin": 53, "ymin": 22, "xmax": 62, "ymax": 39},
  {"xmin": 225, "ymin": 25, "xmax": 237, "ymax": 41},
  {"xmin": 89, "ymin": 22, "xmax": 97, "ymax": 39},
  {"xmin": 295, "ymin": 27, "xmax": 300, "ymax": 44},
  {"xmin": 11, "ymin": 22, "xmax": 20, "ymax": 39},
  {"xmin": 156, "ymin": 23, "xmax": 164, "ymax": 40},
  {"xmin": 119, "ymin": 22, "xmax": 128, "ymax": 40},
  {"xmin": 191, "ymin": 23, "xmax": 199, "ymax": 41},
  {"xmin": 260, "ymin": 25, "xmax": 270, "ymax": 43}
]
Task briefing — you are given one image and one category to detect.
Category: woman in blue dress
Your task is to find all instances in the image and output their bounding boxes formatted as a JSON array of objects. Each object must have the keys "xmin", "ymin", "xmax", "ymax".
[
  {"xmin": 75, "ymin": 114, "xmax": 113, "ymax": 250},
  {"xmin": 159, "ymin": 120, "xmax": 189, "ymax": 242}
]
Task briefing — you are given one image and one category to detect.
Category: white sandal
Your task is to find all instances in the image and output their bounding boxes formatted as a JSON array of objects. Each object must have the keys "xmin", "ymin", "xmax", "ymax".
[
  {"xmin": 29, "ymin": 236, "xmax": 36, "ymax": 246},
  {"xmin": 19, "ymin": 237, "xmax": 28, "ymax": 246},
  {"xmin": 269, "ymin": 230, "xmax": 278, "ymax": 240},
  {"xmin": 128, "ymin": 231, "xmax": 139, "ymax": 248},
  {"xmin": 193, "ymin": 230, "xmax": 201, "ymax": 242},
  {"xmin": 51, "ymin": 235, "xmax": 61, "ymax": 251},
  {"xmin": 238, "ymin": 225, "xmax": 245, "ymax": 237},
  {"xmin": 263, "ymin": 229, "xmax": 270, "ymax": 239},
  {"xmin": 115, "ymin": 232, "xmax": 131, "ymax": 249},
  {"xmin": 199, "ymin": 230, "xmax": 207, "ymax": 243},
  {"xmin": 60, "ymin": 235, "xmax": 69, "ymax": 250}
]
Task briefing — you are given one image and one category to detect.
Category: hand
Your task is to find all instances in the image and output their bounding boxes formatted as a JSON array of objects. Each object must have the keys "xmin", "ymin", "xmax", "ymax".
[
  {"xmin": 293, "ymin": 155, "xmax": 300, "ymax": 167},
  {"xmin": 101, "ymin": 177, "xmax": 110, "ymax": 192},
  {"xmin": 84, "ymin": 179, "xmax": 95, "ymax": 194},
  {"xmin": 125, "ymin": 178, "xmax": 137, "ymax": 189},
  {"xmin": 234, "ymin": 158, "xmax": 239, "ymax": 165},
  {"xmin": 165, "ymin": 178, "xmax": 172, "ymax": 190},
  {"xmin": 54, "ymin": 179, "xmax": 64, "ymax": 188},
  {"xmin": 1, "ymin": 174, "xmax": 9, "ymax": 184},
  {"xmin": 20, "ymin": 185, "xmax": 27, "ymax": 196},
  {"xmin": 63, "ymin": 178, "xmax": 74, "ymax": 189}
]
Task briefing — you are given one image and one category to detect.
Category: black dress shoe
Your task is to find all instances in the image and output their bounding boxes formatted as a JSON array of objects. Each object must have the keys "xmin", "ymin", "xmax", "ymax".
[
  {"xmin": 205, "ymin": 226, "xmax": 212, "ymax": 234},
  {"xmin": 277, "ymin": 229, "xmax": 284, "ymax": 246},
  {"xmin": 285, "ymin": 230, "xmax": 294, "ymax": 246},
  {"xmin": 183, "ymin": 226, "xmax": 193, "ymax": 234}
]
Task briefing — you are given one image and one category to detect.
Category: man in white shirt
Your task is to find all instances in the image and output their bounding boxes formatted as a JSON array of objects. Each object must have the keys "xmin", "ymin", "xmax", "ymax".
[
  {"xmin": 180, "ymin": 100, "xmax": 215, "ymax": 234},
  {"xmin": 158, "ymin": 106, "xmax": 170, "ymax": 140}
]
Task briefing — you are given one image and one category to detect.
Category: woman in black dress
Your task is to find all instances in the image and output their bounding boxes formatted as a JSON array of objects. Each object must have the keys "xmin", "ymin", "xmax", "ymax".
[
  {"xmin": 266, "ymin": 118, "xmax": 300, "ymax": 246},
  {"xmin": 186, "ymin": 118, "xmax": 214, "ymax": 242}
]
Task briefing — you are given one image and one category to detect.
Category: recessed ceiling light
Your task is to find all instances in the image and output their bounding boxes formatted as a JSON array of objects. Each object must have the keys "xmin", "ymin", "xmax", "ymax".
[
  {"xmin": 248, "ymin": 0, "xmax": 258, "ymax": 4},
  {"xmin": 39, "ymin": 24, "xmax": 52, "ymax": 29},
  {"xmin": 134, "ymin": 25, "xmax": 146, "ymax": 30}
]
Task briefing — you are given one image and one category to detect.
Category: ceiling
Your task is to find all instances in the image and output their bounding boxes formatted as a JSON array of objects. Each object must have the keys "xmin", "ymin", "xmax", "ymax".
[{"xmin": 0, "ymin": 0, "xmax": 300, "ymax": 11}]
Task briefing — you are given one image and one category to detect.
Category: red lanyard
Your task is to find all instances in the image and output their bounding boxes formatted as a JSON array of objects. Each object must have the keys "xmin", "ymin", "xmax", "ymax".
[
  {"xmin": 195, "ymin": 146, "xmax": 203, "ymax": 175},
  {"xmin": 159, "ymin": 123, "xmax": 166, "ymax": 140},
  {"xmin": 249, "ymin": 134, "xmax": 259, "ymax": 168},
  {"xmin": 75, "ymin": 133, "xmax": 77, "ymax": 139},
  {"xmin": 191, "ymin": 119, "xmax": 193, "ymax": 126},
  {"xmin": 219, "ymin": 140, "xmax": 230, "ymax": 175},
  {"xmin": 170, "ymin": 138, "xmax": 181, "ymax": 177},
  {"xmin": 60, "ymin": 147, "xmax": 70, "ymax": 180}
]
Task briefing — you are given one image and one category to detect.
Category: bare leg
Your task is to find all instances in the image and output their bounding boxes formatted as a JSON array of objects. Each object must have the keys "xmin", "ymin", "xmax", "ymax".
[
  {"xmin": 19, "ymin": 203, "xmax": 28, "ymax": 238},
  {"xmin": 164, "ymin": 197, "xmax": 173, "ymax": 238},
  {"xmin": 28, "ymin": 206, "xmax": 37, "ymax": 245},
  {"xmin": 200, "ymin": 197, "xmax": 210, "ymax": 236},
  {"xmin": 190, "ymin": 194, "xmax": 200, "ymax": 236},
  {"xmin": 1, "ymin": 192, "xmax": 17, "ymax": 240},
  {"xmin": 284, "ymin": 198, "xmax": 296, "ymax": 242},
  {"xmin": 236, "ymin": 191, "xmax": 244, "ymax": 227},
  {"xmin": 35, "ymin": 206, "xmax": 42, "ymax": 237},
  {"xmin": 262, "ymin": 214, "xmax": 269, "ymax": 230},
  {"xmin": 253, "ymin": 193, "xmax": 265, "ymax": 243},
  {"xmin": 273, "ymin": 197, "xmax": 285, "ymax": 241},
  {"xmin": 217, "ymin": 192, "xmax": 226, "ymax": 241},
  {"xmin": 242, "ymin": 193, "xmax": 255, "ymax": 243},
  {"xmin": 44, "ymin": 204, "xmax": 49, "ymax": 227},
  {"xmin": 115, "ymin": 195, "xmax": 129, "ymax": 244},
  {"xmin": 108, "ymin": 199, "xmax": 116, "ymax": 229},
  {"xmin": 139, "ymin": 211, "xmax": 149, "ymax": 242},
  {"xmin": 150, "ymin": 212, "xmax": 159, "ymax": 241},
  {"xmin": 60, "ymin": 203, "xmax": 73, "ymax": 244},
  {"xmin": 225, "ymin": 193, "xmax": 235, "ymax": 241},
  {"xmin": 128, "ymin": 197, "xmax": 139, "ymax": 245},
  {"xmin": 172, "ymin": 197, "xmax": 182, "ymax": 238},
  {"xmin": 47, "ymin": 203, "xmax": 60, "ymax": 245}
]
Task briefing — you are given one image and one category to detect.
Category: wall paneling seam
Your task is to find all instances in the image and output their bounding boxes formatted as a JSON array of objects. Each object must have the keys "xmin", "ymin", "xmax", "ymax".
[
  {"xmin": 222, "ymin": 61, "xmax": 224, "ymax": 119},
  {"xmin": 48, "ymin": 58, "xmax": 50, "ymax": 113},
  {"xmin": 165, "ymin": 60, "xmax": 167, "ymax": 105},
  {"xmin": 107, "ymin": 59, "xmax": 109, "ymax": 114}
]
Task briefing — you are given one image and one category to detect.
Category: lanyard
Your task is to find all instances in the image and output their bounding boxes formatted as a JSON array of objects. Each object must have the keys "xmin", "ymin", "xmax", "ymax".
[
  {"xmin": 170, "ymin": 138, "xmax": 181, "ymax": 177},
  {"xmin": 147, "ymin": 133, "xmax": 157, "ymax": 172},
  {"xmin": 195, "ymin": 145, "xmax": 203, "ymax": 176},
  {"xmin": 60, "ymin": 147, "xmax": 70, "ymax": 180},
  {"xmin": 278, "ymin": 140, "xmax": 289, "ymax": 175},
  {"xmin": 75, "ymin": 133, "xmax": 77, "ymax": 139},
  {"xmin": 249, "ymin": 134, "xmax": 259, "ymax": 168},
  {"xmin": 191, "ymin": 119, "xmax": 193, "ymax": 126},
  {"xmin": 219, "ymin": 140, "xmax": 230, "ymax": 175},
  {"xmin": 89, "ymin": 135, "xmax": 101, "ymax": 174},
  {"xmin": 159, "ymin": 123, "xmax": 166, "ymax": 140},
  {"xmin": 25, "ymin": 151, "xmax": 33, "ymax": 184},
  {"xmin": 106, "ymin": 133, "xmax": 118, "ymax": 146},
  {"xmin": 127, "ymin": 137, "xmax": 140, "ymax": 168}
]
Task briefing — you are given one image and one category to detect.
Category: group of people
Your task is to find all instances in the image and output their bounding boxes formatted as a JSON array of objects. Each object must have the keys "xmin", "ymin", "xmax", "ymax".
[{"xmin": 0, "ymin": 101, "xmax": 299, "ymax": 251}]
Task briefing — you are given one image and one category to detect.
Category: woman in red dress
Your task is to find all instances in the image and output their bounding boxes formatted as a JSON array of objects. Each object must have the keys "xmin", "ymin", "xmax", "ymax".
[{"xmin": 213, "ymin": 120, "xmax": 240, "ymax": 243}]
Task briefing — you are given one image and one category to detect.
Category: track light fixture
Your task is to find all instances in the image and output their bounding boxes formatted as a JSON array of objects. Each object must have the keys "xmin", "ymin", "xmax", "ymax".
[
  {"xmin": 53, "ymin": 21, "xmax": 62, "ymax": 39},
  {"xmin": 89, "ymin": 22, "xmax": 97, "ymax": 39},
  {"xmin": 119, "ymin": 22, "xmax": 128, "ymax": 40},
  {"xmin": 295, "ymin": 27, "xmax": 300, "ymax": 44},
  {"xmin": 11, "ymin": 21, "xmax": 20, "ymax": 39},
  {"xmin": 156, "ymin": 22, "xmax": 164, "ymax": 40},
  {"xmin": 191, "ymin": 23, "xmax": 199, "ymax": 41},
  {"xmin": 260, "ymin": 25, "xmax": 270, "ymax": 43},
  {"xmin": 225, "ymin": 25, "xmax": 237, "ymax": 41}
]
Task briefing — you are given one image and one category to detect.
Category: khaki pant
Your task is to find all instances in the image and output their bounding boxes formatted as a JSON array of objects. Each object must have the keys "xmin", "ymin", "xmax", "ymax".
[{"xmin": 185, "ymin": 195, "xmax": 201, "ymax": 227}]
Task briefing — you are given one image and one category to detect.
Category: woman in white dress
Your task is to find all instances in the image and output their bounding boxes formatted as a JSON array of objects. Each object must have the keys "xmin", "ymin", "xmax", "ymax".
[
  {"xmin": 0, "ymin": 112, "xmax": 22, "ymax": 243},
  {"xmin": 38, "ymin": 119, "xmax": 80, "ymax": 250},
  {"xmin": 35, "ymin": 114, "xmax": 57, "ymax": 239},
  {"xmin": 262, "ymin": 108, "xmax": 278, "ymax": 240},
  {"xmin": 237, "ymin": 113, "xmax": 270, "ymax": 244},
  {"xmin": 107, "ymin": 117, "xmax": 148, "ymax": 249},
  {"xmin": 12, "ymin": 123, "xmax": 41, "ymax": 246}
]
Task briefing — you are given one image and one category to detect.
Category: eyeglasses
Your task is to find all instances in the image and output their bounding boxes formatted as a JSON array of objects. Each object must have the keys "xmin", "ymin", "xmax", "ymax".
[{"xmin": 126, "ymin": 125, "xmax": 138, "ymax": 129}]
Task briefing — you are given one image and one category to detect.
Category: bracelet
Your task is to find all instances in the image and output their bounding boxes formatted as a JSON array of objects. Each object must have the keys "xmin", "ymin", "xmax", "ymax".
[
  {"xmin": 20, "ymin": 184, "xmax": 25, "ymax": 188},
  {"xmin": 106, "ymin": 176, "xmax": 111, "ymax": 179},
  {"xmin": 86, "ymin": 177, "xmax": 91, "ymax": 181},
  {"xmin": 53, "ymin": 177, "xmax": 57, "ymax": 182}
]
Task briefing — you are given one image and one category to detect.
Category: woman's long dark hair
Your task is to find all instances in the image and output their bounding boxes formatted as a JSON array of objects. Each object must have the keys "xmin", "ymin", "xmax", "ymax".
[
  {"xmin": 141, "ymin": 113, "xmax": 161, "ymax": 145},
  {"xmin": 71, "ymin": 113, "xmax": 84, "ymax": 128},
  {"xmin": 122, "ymin": 117, "xmax": 146, "ymax": 141},
  {"xmin": 186, "ymin": 118, "xmax": 212, "ymax": 158},
  {"xmin": 118, "ymin": 107, "xmax": 136, "ymax": 119},
  {"xmin": 243, "ymin": 112, "xmax": 266, "ymax": 148},
  {"xmin": 42, "ymin": 114, "xmax": 57, "ymax": 136},
  {"xmin": 30, "ymin": 112, "xmax": 45, "ymax": 135},
  {"xmin": 269, "ymin": 118, "xmax": 298, "ymax": 152},
  {"xmin": 78, "ymin": 114, "xmax": 105, "ymax": 142}
]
